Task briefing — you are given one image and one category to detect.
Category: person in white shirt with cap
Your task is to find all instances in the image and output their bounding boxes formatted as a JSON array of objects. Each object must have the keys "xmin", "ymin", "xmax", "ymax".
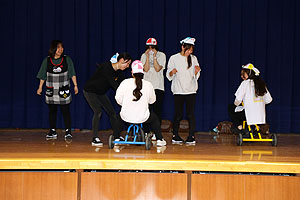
[
  {"xmin": 114, "ymin": 60, "xmax": 167, "ymax": 146},
  {"xmin": 140, "ymin": 38, "xmax": 166, "ymax": 127},
  {"xmin": 166, "ymin": 37, "xmax": 201, "ymax": 144},
  {"xmin": 228, "ymin": 63, "xmax": 273, "ymax": 134}
]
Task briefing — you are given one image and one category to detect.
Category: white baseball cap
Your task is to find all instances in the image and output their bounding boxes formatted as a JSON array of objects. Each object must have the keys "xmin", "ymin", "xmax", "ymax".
[
  {"xmin": 242, "ymin": 63, "xmax": 260, "ymax": 76},
  {"xmin": 132, "ymin": 60, "xmax": 144, "ymax": 74},
  {"xmin": 146, "ymin": 38, "xmax": 157, "ymax": 45},
  {"xmin": 180, "ymin": 37, "xmax": 195, "ymax": 45}
]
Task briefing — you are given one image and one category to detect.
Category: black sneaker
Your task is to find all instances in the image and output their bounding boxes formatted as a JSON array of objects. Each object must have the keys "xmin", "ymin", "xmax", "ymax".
[
  {"xmin": 172, "ymin": 135, "xmax": 184, "ymax": 144},
  {"xmin": 46, "ymin": 129, "xmax": 57, "ymax": 140},
  {"xmin": 186, "ymin": 135, "xmax": 196, "ymax": 144},
  {"xmin": 91, "ymin": 137, "xmax": 103, "ymax": 147},
  {"xmin": 65, "ymin": 129, "xmax": 72, "ymax": 141}
]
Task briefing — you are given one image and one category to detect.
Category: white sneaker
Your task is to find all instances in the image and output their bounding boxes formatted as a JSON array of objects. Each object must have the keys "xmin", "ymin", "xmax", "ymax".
[
  {"xmin": 156, "ymin": 139, "xmax": 167, "ymax": 146},
  {"xmin": 152, "ymin": 134, "xmax": 156, "ymax": 141}
]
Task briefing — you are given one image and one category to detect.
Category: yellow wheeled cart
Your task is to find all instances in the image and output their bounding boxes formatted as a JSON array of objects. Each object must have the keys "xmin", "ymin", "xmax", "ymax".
[{"xmin": 236, "ymin": 121, "xmax": 277, "ymax": 146}]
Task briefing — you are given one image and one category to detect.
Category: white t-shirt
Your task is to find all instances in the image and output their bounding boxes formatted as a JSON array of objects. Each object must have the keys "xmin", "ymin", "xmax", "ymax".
[
  {"xmin": 235, "ymin": 79, "xmax": 273, "ymax": 125},
  {"xmin": 115, "ymin": 78, "xmax": 156, "ymax": 123},
  {"xmin": 140, "ymin": 51, "xmax": 166, "ymax": 91},
  {"xmin": 166, "ymin": 53, "xmax": 201, "ymax": 94}
]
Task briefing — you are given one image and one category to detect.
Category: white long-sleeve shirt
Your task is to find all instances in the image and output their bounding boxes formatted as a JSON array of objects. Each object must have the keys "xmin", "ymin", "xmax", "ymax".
[
  {"xmin": 115, "ymin": 78, "xmax": 156, "ymax": 123},
  {"xmin": 166, "ymin": 53, "xmax": 201, "ymax": 94},
  {"xmin": 140, "ymin": 51, "xmax": 166, "ymax": 91},
  {"xmin": 235, "ymin": 79, "xmax": 272, "ymax": 125}
]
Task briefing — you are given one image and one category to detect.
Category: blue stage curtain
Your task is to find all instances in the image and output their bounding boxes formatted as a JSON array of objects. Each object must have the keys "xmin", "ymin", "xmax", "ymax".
[{"xmin": 0, "ymin": 0, "xmax": 299, "ymax": 133}]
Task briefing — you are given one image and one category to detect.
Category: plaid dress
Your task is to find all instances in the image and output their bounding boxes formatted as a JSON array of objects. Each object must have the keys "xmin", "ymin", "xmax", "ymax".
[{"xmin": 45, "ymin": 56, "xmax": 72, "ymax": 104}]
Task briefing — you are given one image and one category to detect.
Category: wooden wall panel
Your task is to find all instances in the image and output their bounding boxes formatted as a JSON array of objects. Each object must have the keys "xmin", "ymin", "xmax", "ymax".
[
  {"xmin": 191, "ymin": 174, "xmax": 300, "ymax": 200},
  {"xmin": 191, "ymin": 174, "xmax": 245, "ymax": 200},
  {"xmin": 0, "ymin": 172, "xmax": 78, "ymax": 200},
  {"xmin": 245, "ymin": 175, "xmax": 300, "ymax": 200},
  {"xmin": 81, "ymin": 172, "xmax": 187, "ymax": 200}
]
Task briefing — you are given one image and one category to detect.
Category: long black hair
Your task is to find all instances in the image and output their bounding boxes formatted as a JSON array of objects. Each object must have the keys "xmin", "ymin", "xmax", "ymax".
[
  {"xmin": 48, "ymin": 40, "xmax": 63, "ymax": 59},
  {"xmin": 133, "ymin": 73, "xmax": 144, "ymax": 101},
  {"xmin": 181, "ymin": 43, "xmax": 194, "ymax": 69},
  {"xmin": 117, "ymin": 52, "xmax": 132, "ymax": 63},
  {"xmin": 242, "ymin": 68, "xmax": 267, "ymax": 96}
]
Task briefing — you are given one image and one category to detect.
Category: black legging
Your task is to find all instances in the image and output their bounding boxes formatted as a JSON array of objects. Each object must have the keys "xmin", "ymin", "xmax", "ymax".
[
  {"xmin": 172, "ymin": 94, "xmax": 196, "ymax": 136},
  {"xmin": 149, "ymin": 89, "xmax": 164, "ymax": 125},
  {"xmin": 144, "ymin": 89, "xmax": 164, "ymax": 133},
  {"xmin": 83, "ymin": 90, "xmax": 118, "ymax": 137},
  {"xmin": 48, "ymin": 104, "xmax": 71, "ymax": 130},
  {"xmin": 228, "ymin": 104, "xmax": 246, "ymax": 127}
]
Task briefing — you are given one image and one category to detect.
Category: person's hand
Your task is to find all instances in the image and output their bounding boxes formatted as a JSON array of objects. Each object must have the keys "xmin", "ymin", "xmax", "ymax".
[
  {"xmin": 37, "ymin": 87, "xmax": 42, "ymax": 95},
  {"xmin": 74, "ymin": 85, "xmax": 78, "ymax": 94},
  {"xmin": 145, "ymin": 49, "xmax": 150, "ymax": 57},
  {"xmin": 153, "ymin": 49, "xmax": 158, "ymax": 56},
  {"xmin": 195, "ymin": 65, "xmax": 201, "ymax": 74},
  {"xmin": 169, "ymin": 68, "xmax": 177, "ymax": 77}
]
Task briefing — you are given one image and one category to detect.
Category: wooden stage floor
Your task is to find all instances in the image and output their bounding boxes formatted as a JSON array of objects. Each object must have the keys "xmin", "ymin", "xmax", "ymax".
[{"xmin": 1, "ymin": 129, "xmax": 300, "ymax": 174}]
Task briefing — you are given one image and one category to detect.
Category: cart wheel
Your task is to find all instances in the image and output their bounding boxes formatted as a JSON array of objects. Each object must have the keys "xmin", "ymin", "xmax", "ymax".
[
  {"xmin": 237, "ymin": 133, "xmax": 243, "ymax": 146},
  {"xmin": 108, "ymin": 135, "xmax": 114, "ymax": 149},
  {"xmin": 271, "ymin": 134, "xmax": 278, "ymax": 146},
  {"xmin": 139, "ymin": 128, "xmax": 145, "ymax": 142},
  {"xmin": 145, "ymin": 136, "xmax": 151, "ymax": 150}
]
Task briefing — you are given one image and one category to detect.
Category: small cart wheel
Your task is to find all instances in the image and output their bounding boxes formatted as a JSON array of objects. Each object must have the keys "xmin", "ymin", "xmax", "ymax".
[
  {"xmin": 108, "ymin": 135, "xmax": 114, "ymax": 149},
  {"xmin": 137, "ymin": 128, "xmax": 145, "ymax": 142},
  {"xmin": 145, "ymin": 136, "xmax": 151, "ymax": 150},
  {"xmin": 271, "ymin": 134, "xmax": 278, "ymax": 146},
  {"xmin": 237, "ymin": 133, "xmax": 243, "ymax": 146},
  {"xmin": 139, "ymin": 128, "xmax": 145, "ymax": 142}
]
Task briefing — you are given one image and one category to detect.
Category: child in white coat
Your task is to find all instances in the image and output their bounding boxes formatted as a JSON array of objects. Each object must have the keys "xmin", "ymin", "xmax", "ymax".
[{"xmin": 228, "ymin": 63, "xmax": 272, "ymax": 134}]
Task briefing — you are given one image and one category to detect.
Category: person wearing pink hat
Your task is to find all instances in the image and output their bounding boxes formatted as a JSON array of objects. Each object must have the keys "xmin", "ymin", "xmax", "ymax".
[
  {"xmin": 166, "ymin": 37, "xmax": 201, "ymax": 144},
  {"xmin": 140, "ymin": 38, "xmax": 166, "ymax": 127},
  {"xmin": 113, "ymin": 60, "xmax": 166, "ymax": 146}
]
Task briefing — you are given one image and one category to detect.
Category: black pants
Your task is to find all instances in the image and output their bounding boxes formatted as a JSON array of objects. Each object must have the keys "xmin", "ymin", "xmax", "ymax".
[
  {"xmin": 83, "ymin": 90, "xmax": 117, "ymax": 137},
  {"xmin": 143, "ymin": 89, "xmax": 164, "ymax": 133},
  {"xmin": 228, "ymin": 104, "xmax": 246, "ymax": 127},
  {"xmin": 114, "ymin": 111, "xmax": 163, "ymax": 140},
  {"xmin": 150, "ymin": 89, "xmax": 164, "ymax": 125},
  {"xmin": 48, "ymin": 104, "xmax": 71, "ymax": 130},
  {"xmin": 173, "ymin": 94, "xmax": 196, "ymax": 136}
]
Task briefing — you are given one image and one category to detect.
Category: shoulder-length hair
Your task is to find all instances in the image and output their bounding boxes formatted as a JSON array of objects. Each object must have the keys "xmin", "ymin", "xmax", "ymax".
[{"xmin": 48, "ymin": 40, "xmax": 64, "ymax": 59}]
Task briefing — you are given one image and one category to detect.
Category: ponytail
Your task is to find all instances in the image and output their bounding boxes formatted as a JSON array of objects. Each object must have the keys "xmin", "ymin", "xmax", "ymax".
[
  {"xmin": 133, "ymin": 73, "xmax": 144, "ymax": 101},
  {"xmin": 182, "ymin": 43, "xmax": 194, "ymax": 69},
  {"xmin": 187, "ymin": 55, "xmax": 192, "ymax": 69},
  {"xmin": 242, "ymin": 69, "xmax": 267, "ymax": 96},
  {"xmin": 253, "ymin": 76, "xmax": 267, "ymax": 96}
]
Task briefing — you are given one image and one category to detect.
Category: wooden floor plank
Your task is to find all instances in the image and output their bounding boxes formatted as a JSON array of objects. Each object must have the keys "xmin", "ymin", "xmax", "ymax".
[{"xmin": 0, "ymin": 129, "xmax": 300, "ymax": 173}]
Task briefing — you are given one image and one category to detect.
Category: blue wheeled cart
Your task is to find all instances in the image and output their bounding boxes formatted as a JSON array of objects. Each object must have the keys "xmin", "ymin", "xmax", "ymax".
[{"xmin": 108, "ymin": 124, "xmax": 152, "ymax": 150}]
